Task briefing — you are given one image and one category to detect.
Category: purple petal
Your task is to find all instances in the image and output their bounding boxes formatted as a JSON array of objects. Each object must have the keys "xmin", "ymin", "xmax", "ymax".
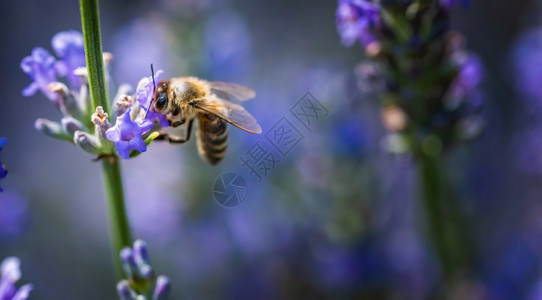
[
  {"xmin": 128, "ymin": 137, "xmax": 147, "ymax": 153},
  {"xmin": 138, "ymin": 120, "xmax": 153, "ymax": 135},
  {"xmin": 1, "ymin": 257, "xmax": 21, "ymax": 282},
  {"xmin": 21, "ymin": 83, "xmax": 39, "ymax": 97},
  {"xmin": 146, "ymin": 111, "xmax": 170, "ymax": 128},
  {"xmin": 133, "ymin": 240, "xmax": 150, "ymax": 265},
  {"xmin": 20, "ymin": 47, "xmax": 58, "ymax": 101},
  {"xmin": 115, "ymin": 141, "xmax": 132, "ymax": 159},
  {"xmin": 336, "ymin": 0, "xmax": 379, "ymax": 48},
  {"xmin": 117, "ymin": 280, "xmax": 137, "ymax": 300},
  {"xmin": 12, "ymin": 284, "xmax": 33, "ymax": 300},
  {"xmin": 107, "ymin": 109, "xmax": 155, "ymax": 159},
  {"xmin": 0, "ymin": 279, "xmax": 16, "ymax": 299},
  {"xmin": 105, "ymin": 127, "xmax": 121, "ymax": 142},
  {"xmin": 153, "ymin": 275, "xmax": 171, "ymax": 300},
  {"xmin": 52, "ymin": 30, "xmax": 84, "ymax": 57},
  {"xmin": 51, "ymin": 30, "xmax": 86, "ymax": 89},
  {"xmin": 136, "ymin": 70, "xmax": 164, "ymax": 108}
]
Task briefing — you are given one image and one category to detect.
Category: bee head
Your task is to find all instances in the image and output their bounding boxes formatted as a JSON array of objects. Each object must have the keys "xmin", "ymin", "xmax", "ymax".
[{"xmin": 153, "ymin": 81, "xmax": 169, "ymax": 112}]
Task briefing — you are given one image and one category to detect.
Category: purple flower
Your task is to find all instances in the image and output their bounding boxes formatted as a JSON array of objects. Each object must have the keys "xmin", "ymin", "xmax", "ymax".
[
  {"xmin": 0, "ymin": 138, "xmax": 7, "ymax": 192},
  {"xmin": 136, "ymin": 70, "xmax": 163, "ymax": 109},
  {"xmin": 120, "ymin": 240, "xmax": 154, "ymax": 280},
  {"xmin": 52, "ymin": 30, "xmax": 86, "ymax": 90},
  {"xmin": 152, "ymin": 276, "xmax": 171, "ymax": 300},
  {"xmin": 135, "ymin": 70, "xmax": 169, "ymax": 127},
  {"xmin": 117, "ymin": 240, "xmax": 171, "ymax": 300},
  {"xmin": 20, "ymin": 47, "xmax": 58, "ymax": 102},
  {"xmin": 450, "ymin": 53, "xmax": 483, "ymax": 99},
  {"xmin": 105, "ymin": 109, "xmax": 153, "ymax": 159},
  {"xmin": 0, "ymin": 257, "xmax": 33, "ymax": 300},
  {"xmin": 336, "ymin": 0, "xmax": 380, "ymax": 47}
]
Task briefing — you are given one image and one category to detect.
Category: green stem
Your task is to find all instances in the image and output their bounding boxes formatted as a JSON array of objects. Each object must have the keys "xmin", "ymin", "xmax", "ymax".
[
  {"xmin": 80, "ymin": 0, "xmax": 109, "ymax": 112},
  {"xmin": 418, "ymin": 151, "xmax": 471, "ymax": 287},
  {"xmin": 102, "ymin": 157, "xmax": 132, "ymax": 278},
  {"xmin": 80, "ymin": 0, "xmax": 131, "ymax": 279},
  {"xmin": 419, "ymin": 153, "xmax": 452, "ymax": 274}
]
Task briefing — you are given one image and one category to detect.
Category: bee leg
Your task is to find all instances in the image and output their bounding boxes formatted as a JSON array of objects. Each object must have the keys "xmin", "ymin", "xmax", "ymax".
[
  {"xmin": 158, "ymin": 119, "xmax": 194, "ymax": 144},
  {"xmin": 171, "ymin": 119, "xmax": 186, "ymax": 128}
]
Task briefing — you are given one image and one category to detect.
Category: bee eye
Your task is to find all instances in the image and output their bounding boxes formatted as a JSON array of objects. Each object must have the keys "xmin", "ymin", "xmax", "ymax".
[{"xmin": 155, "ymin": 93, "xmax": 168, "ymax": 110}]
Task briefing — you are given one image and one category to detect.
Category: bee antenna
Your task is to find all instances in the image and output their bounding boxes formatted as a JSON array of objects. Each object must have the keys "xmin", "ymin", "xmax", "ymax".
[
  {"xmin": 144, "ymin": 63, "xmax": 156, "ymax": 120},
  {"xmin": 151, "ymin": 63, "xmax": 157, "ymax": 92}
]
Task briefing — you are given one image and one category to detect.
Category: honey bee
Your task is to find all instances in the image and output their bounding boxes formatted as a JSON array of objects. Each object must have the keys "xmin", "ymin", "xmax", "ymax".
[{"xmin": 150, "ymin": 75, "xmax": 262, "ymax": 165}]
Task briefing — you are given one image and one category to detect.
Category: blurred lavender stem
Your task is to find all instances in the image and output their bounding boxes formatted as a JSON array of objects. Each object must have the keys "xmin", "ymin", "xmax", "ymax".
[
  {"xmin": 80, "ymin": 0, "xmax": 132, "ymax": 279},
  {"xmin": 419, "ymin": 152, "xmax": 450, "ymax": 273},
  {"xmin": 102, "ymin": 158, "xmax": 132, "ymax": 278},
  {"xmin": 418, "ymin": 148, "xmax": 471, "ymax": 291}
]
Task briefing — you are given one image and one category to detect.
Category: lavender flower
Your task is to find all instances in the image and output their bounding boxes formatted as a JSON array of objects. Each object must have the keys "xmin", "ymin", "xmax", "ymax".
[
  {"xmin": 152, "ymin": 276, "xmax": 171, "ymax": 300},
  {"xmin": 450, "ymin": 53, "xmax": 483, "ymax": 97},
  {"xmin": 105, "ymin": 108, "xmax": 153, "ymax": 159},
  {"xmin": 52, "ymin": 30, "xmax": 86, "ymax": 90},
  {"xmin": 117, "ymin": 240, "xmax": 171, "ymax": 300},
  {"xmin": 336, "ymin": 0, "xmax": 484, "ymax": 152},
  {"xmin": 135, "ymin": 71, "xmax": 169, "ymax": 127},
  {"xmin": 21, "ymin": 30, "xmax": 166, "ymax": 160},
  {"xmin": 336, "ymin": 0, "xmax": 380, "ymax": 47},
  {"xmin": 20, "ymin": 48, "xmax": 58, "ymax": 102},
  {"xmin": 0, "ymin": 138, "xmax": 7, "ymax": 192},
  {"xmin": 0, "ymin": 257, "xmax": 32, "ymax": 300}
]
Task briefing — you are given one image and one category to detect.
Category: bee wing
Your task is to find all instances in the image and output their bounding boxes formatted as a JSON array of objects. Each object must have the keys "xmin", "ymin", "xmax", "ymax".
[
  {"xmin": 208, "ymin": 81, "xmax": 256, "ymax": 102},
  {"xmin": 194, "ymin": 98, "xmax": 262, "ymax": 134}
]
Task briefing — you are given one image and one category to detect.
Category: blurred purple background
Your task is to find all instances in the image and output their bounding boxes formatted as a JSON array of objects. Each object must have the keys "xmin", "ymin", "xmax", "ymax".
[{"xmin": 1, "ymin": 0, "xmax": 542, "ymax": 299}]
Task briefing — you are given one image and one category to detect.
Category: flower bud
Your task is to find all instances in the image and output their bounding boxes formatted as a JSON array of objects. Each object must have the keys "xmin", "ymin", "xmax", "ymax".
[
  {"xmin": 1, "ymin": 257, "xmax": 21, "ymax": 282},
  {"xmin": 117, "ymin": 280, "xmax": 137, "ymax": 300},
  {"xmin": 0, "ymin": 257, "xmax": 33, "ymax": 299},
  {"xmin": 120, "ymin": 248, "xmax": 138, "ymax": 280},
  {"xmin": 34, "ymin": 119, "xmax": 71, "ymax": 141},
  {"xmin": 103, "ymin": 52, "xmax": 114, "ymax": 65},
  {"xmin": 48, "ymin": 82, "xmax": 81, "ymax": 118},
  {"xmin": 112, "ymin": 84, "xmax": 134, "ymax": 119},
  {"xmin": 73, "ymin": 131, "xmax": 102, "ymax": 155},
  {"xmin": 112, "ymin": 94, "xmax": 133, "ymax": 120},
  {"xmin": 153, "ymin": 276, "xmax": 171, "ymax": 300},
  {"xmin": 92, "ymin": 106, "xmax": 110, "ymax": 134},
  {"xmin": 73, "ymin": 66, "xmax": 88, "ymax": 77},
  {"xmin": 61, "ymin": 116, "xmax": 85, "ymax": 137},
  {"xmin": 133, "ymin": 240, "xmax": 150, "ymax": 264},
  {"xmin": 133, "ymin": 240, "xmax": 154, "ymax": 279},
  {"xmin": 92, "ymin": 106, "xmax": 114, "ymax": 153}
]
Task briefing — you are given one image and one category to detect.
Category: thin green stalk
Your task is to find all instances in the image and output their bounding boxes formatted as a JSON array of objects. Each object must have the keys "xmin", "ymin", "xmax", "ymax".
[
  {"xmin": 102, "ymin": 157, "xmax": 132, "ymax": 277},
  {"xmin": 80, "ymin": 0, "xmax": 131, "ymax": 279},
  {"xmin": 80, "ymin": 0, "xmax": 109, "ymax": 112},
  {"xmin": 419, "ymin": 153, "xmax": 452, "ymax": 274},
  {"xmin": 418, "ymin": 151, "xmax": 471, "ymax": 287}
]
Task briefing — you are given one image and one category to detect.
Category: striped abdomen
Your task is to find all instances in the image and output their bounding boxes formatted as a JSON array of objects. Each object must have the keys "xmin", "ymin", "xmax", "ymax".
[{"xmin": 197, "ymin": 113, "xmax": 228, "ymax": 165}]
